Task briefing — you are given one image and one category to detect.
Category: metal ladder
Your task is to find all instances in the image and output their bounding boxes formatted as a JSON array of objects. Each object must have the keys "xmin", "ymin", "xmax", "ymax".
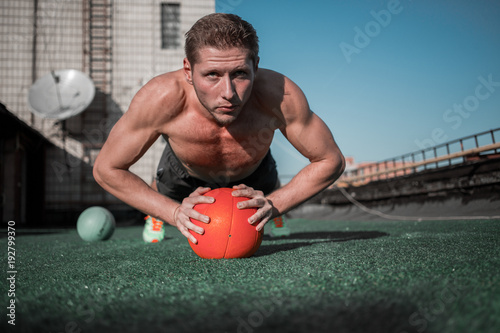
[
  {"xmin": 81, "ymin": 0, "xmax": 114, "ymax": 204},
  {"xmin": 84, "ymin": 0, "xmax": 113, "ymax": 97}
]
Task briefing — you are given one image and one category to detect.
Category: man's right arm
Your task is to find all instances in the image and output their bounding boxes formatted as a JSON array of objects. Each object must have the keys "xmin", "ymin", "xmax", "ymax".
[{"xmin": 92, "ymin": 76, "xmax": 211, "ymax": 243}]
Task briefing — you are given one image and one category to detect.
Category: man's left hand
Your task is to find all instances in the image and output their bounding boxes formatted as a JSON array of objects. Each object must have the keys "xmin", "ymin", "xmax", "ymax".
[{"xmin": 231, "ymin": 184, "xmax": 276, "ymax": 232}]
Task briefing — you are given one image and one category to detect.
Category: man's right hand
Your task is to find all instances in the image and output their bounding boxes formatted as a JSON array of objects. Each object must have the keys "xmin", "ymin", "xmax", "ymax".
[{"xmin": 173, "ymin": 187, "xmax": 214, "ymax": 244}]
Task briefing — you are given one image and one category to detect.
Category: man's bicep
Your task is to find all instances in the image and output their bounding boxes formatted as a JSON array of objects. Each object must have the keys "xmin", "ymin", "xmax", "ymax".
[
  {"xmin": 279, "ymin": 77, "xmax": 339, "ymax": 161},
  {"xmin": 284, "ymin": 112, "xmax": 341, "ymax": 163},
  {"xmin": 97, "ymin": 112, "xmax": 160, "ymax": 171}
]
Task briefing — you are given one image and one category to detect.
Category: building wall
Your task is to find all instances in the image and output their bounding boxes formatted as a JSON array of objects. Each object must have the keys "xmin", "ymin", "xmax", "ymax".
[
  {"xmin": 112, "ymin": 0, "xmax": 215, "ymax": 186},
  {"xmin": 0, "ymin": 0, "xmax": 215, "ymax": 223}
]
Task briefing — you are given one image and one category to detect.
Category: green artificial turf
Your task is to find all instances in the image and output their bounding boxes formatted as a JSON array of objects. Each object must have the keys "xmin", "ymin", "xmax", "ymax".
[{"xmin": 1, "ymin": 218, "xmax": 499, "ymax": 333}]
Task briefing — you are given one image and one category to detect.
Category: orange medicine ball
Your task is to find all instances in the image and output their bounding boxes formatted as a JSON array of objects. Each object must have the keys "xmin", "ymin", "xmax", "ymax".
[{"xmin": 189, "ymin": 188, "xmax": 263, "ymax": 259}]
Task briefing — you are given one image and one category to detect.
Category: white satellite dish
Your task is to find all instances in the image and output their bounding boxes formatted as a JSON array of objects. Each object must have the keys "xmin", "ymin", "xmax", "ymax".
[{"xmin": 27, "ymin": 69, "xmax": 95, "ymax": 120}]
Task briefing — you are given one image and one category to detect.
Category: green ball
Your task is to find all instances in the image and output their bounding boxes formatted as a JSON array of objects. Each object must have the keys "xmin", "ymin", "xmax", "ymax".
[{"xmin": 77, "ymin": 206, "xmax": 115, "ymax": 241}]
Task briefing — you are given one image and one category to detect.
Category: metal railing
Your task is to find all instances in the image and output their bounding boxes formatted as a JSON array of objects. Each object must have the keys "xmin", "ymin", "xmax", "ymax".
[{"xmin": 340, "ymin": 128, "xmax": 500, "ymax": 186}]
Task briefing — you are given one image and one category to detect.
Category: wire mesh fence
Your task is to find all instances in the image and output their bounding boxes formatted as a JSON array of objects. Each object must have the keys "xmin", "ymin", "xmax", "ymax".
[{"xmin": 1, "ymin": 0, "xmax": 215, "ymax": 224}]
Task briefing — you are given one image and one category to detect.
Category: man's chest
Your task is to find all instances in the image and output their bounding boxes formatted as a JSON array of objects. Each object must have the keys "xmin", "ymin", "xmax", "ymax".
[
  {"xmin": 175, "ymin": 126, "xmax": 273, "ymax": 167},
  {"xmin": 166, "ymin": 114, "xmax": 278, "ymax": 177}
]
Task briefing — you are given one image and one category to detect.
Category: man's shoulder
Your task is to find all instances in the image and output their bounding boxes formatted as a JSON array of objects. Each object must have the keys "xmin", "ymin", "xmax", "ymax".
[
  {"xmin": 125, "ymin": 69, "xmax": 188, "ymax": 126},
  {"xmin": 253, "ymin": 68, "xmax": 310, "ymax": 126},
  {"xmin": 134, "ymin": 69, "xmax": 187, "ymax": 111},
  {"xmin": 254, "ymin": 69, "xmax": 303, "ymax": 99},
  {"xmin": 254, "ymin": 68, "xmax": 306, "ymax": 109},
  {"xmin": 255, "ymin": 68, "xmax": 285, "ymax": 87},
  {"xmin": 141, "ymin": 69, "xmax": 186, "ymax": 98},
  {"xmin": 253, "ymin": 69, "xmax": 286, "ymax": 104}
]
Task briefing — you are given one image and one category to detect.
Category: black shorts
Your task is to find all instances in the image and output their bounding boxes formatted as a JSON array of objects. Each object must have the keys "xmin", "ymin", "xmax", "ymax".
[{"xmin": 155, "ymin": 141, "xmax": 279, "ymax": 202}]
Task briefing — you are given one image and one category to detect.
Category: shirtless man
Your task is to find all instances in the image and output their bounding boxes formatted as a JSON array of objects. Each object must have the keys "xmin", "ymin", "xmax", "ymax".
[{"xmin": 93, "ymin": 13, "xmax": 345, "ymax": 244}]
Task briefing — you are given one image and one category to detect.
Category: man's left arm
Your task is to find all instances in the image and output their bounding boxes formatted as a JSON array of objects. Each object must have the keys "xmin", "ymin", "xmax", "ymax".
[{"xmin": 233, "ymin": 76, "xmax": 345, "ymax": 230}]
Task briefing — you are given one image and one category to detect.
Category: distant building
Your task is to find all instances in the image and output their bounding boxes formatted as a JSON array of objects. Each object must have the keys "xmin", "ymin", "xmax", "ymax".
[{"xmin": 0, "ymin": 0, "xmax": 215, "ymax": 224}]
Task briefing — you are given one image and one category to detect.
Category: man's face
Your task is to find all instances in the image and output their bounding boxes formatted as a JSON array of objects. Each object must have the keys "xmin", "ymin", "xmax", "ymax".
[{"xmin": 184, "ymin": 47, "xmax": 258, "ymax": 126}]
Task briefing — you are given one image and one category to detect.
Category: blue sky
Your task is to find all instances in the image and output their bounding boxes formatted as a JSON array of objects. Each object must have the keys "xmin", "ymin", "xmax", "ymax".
[{"xmin": 216, "ymin": 0, "xmax": 500, "ymax": 180}]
